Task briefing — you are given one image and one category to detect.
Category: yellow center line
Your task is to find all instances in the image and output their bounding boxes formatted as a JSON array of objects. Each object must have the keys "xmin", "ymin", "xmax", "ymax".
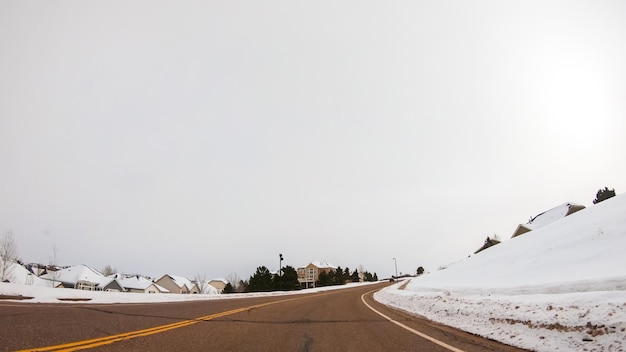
[{"xmin": 17, "ymin": 297, "xmax": 300, "ymax": 352}]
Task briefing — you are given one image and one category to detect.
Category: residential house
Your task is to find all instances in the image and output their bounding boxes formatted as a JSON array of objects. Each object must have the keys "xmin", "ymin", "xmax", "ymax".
[
  {"xmin": 40, "ymin": 264, "xmax": 123, "ymax": 291},
  {"xmin": 111, "ymin": 274, "xmax": 169, "ymax": 294},
  {"xmin": 208, "ymin": 279, "xmax": 228, "ymax": 293},
  {"xmin": 96, "ymin": 278, "xmax": 124, "ymax": 292},
  {"xmin": 25, "ymin": 263, "xmax": 48, "ymax": 276},
  {"xmin": 155, "ymin": 274, "xmax": 199, "ymax": 294},
  {"xmin": 297, "ymin": 261, "xmax": 337, "ymax": 289},
  {"xmin": 474, "ymin": 236, "xmax": 501, "ymax": 254},
  {"xmin": 511, "ymin": 202, "xmax": 585, "ymax": 238}
]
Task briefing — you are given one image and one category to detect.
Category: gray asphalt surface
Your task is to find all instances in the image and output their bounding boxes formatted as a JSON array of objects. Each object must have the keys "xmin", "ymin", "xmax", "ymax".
[{"xmin": 1, "ymin": 283, "xmax": 528, "ymax": 352}]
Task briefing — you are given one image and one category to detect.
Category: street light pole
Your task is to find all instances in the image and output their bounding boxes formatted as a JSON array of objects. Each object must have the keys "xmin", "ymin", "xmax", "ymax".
[{"xmin": 392, "ymin": 257, "xmax": 398, "ymax": 282}]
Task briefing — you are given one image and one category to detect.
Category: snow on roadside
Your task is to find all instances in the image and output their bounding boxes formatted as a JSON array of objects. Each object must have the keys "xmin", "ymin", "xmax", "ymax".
[
  {"xmin": 0, "ymin": 280, "xmax": 380, "ymax": 304},
  {"xmin": 375, "ymin": 194, "xmax": 626, "ymax": 352},
  {"xmin": 376, "ymin": 283, "xmax": 626, "ymax": 351}
]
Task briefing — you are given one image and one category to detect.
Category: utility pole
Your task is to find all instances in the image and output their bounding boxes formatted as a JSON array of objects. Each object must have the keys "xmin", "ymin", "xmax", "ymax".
[{"xmin": 392, "ymin": 257, "xmax": 398, "ymax": 282}]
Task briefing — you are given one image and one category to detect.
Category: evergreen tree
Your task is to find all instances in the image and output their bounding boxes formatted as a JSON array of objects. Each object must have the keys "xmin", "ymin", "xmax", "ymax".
[
  {"xmin": 333, "ymin": 266, "xmax": 344, "ymax": 285},
  {"xmin": 593, "ymin": 187, "xmax": 616, "ymax": 204},
  {"xmin": 350, "ymin": 269, "xmax": 360, "ymax": 282},
  {"xmin": 248, "ymin": 266, "xmax": 273, "ymax": 292},
  {"xmin": 222, "ymin": 282, "xmax": 235, "ymax": 294},
  {"xmin": 363, "ymin": 271, "xmax": 374, "ymax": 281},
  {"xmin": 274, "ymin": 265, "xmax": 300, "ymax": 291},
  {"xmin": 316, "ymin": 271, "xmax": 333, "ymax": 287},
  {"xmin": 416, "ymin": 266, "xmax": 425, "ymax": 276},
  {"xmin": 363, "ymin": 271, "xmax": 371, "ymax": 281}
]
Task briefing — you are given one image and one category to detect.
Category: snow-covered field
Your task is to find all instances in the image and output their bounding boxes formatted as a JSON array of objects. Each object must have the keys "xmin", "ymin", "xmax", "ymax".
[{"xmin": 375, "ymin": 194, "xmax": 626, "ymax": 352}]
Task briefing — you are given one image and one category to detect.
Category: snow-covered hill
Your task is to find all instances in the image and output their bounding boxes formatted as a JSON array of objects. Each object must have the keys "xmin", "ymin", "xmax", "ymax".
[{"xmin": 375, "ymin": 193, "xmax": 626, "ymax": 352}]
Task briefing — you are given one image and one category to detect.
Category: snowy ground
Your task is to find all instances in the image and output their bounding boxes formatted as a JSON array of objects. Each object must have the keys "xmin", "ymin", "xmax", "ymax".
[
  {"xmin": 375, "ymin": 194, "xmax": 626, "ymax": 352},
  {"xmin": 0, "ymin": 280, "xmax": 380, "ymax": 304}
]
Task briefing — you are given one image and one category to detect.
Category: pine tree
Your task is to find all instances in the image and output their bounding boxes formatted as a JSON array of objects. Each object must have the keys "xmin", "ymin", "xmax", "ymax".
[
  {"xmin": 350, "ymin": 269, "xmax": 359, "ymax": 282},
  {"xmin": 316, "ymin": 271, "xmax": 333, "ymax": 287},
  {"xmin": 274, "ymin": 265, "xmax": 300, "ymax": 291},
  {"xmin": 333, "ymin": 266, "xmax": 343, "ymax": 285},
  {"xmin": 248, "ymin": 266, "xmax": 273, "ymax": 292},
  {"xmin": 342, "ymin": 267, "xmax": 350, "ymax": 284},
  {"xmin": 222, "ymin": 282, "xmax": 235, "ymax": 294},
  {"xmin": 593, "ymin": 187, "xmax": 616, "ymax": 204}
]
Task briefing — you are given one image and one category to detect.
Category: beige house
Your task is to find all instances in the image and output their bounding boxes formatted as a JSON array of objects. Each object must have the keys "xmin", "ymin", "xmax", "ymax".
[
  {"xmin": 208, "ymin": 278, "xmax": 228, "ymax": 292},
  {"xmin": 297, "ymin": 261, "xmax": 337, "ymax": 289},
  {"xmin": 511, "ymin": 202, "xmax": 585, "ymax": 238},
  {"xmin": 155, "ymin": 274, "xmax": 200, "ymax": 294},
  {"xmin": 112, "ymin": 274, "xmax": 169, "ymax": 294}
]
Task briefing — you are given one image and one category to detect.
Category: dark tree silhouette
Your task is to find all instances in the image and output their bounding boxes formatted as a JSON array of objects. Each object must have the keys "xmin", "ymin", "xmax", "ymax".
[
  {"xmin": 273, "ymin": 265, "xmax": 300, "ymax": 291},
  {"xmin": 593, "ymin": 187, "xmax": 616, "ymax": 204},
  {"xmin": 222, "ymin": 282, "xmax": 235, "ymax": 294},
  {"xmin": 316, "ymin": 271, "xmax": 333, "ymax": 287},
  {"xmin": 248, "ymin": 266, "xmax": 273, "ymax": 292}
]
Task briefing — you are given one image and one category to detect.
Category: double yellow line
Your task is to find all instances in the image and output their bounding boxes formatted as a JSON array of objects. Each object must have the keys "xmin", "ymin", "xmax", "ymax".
[{"xmin": 18, "ymin": 298, "xmax": 293, "ymax": 352}]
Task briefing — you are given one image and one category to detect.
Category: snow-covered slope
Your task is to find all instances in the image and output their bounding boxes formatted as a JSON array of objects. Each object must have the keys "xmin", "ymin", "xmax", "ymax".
[
  {"xmin": 375, "ymin": 193, "xmax": 626, "ymax": 352},
  {"xmin": 0, "ymin": 261, "xmax": 55, "ymax": 287}
]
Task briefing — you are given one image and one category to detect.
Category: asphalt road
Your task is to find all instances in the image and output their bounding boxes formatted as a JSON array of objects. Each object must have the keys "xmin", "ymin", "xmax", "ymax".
[{"xmin": 1, "ymin": 283, "xmax": 528, "ymax": 352}]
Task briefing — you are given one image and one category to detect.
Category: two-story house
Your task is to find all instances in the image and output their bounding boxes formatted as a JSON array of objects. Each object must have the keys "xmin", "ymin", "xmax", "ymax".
[{"xmin": 297, "ymin": 261, "xmax": 337, "ymax": 289}]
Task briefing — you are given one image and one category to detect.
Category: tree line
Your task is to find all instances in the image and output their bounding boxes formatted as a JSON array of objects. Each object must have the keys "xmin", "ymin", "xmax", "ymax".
[
  {"xmin": 223, "ymin": 264, "xmax": 378, "ymax": 293},
  {"xmin": 315, "ymin": 266, "xmax": 377, "ymax": 287}
]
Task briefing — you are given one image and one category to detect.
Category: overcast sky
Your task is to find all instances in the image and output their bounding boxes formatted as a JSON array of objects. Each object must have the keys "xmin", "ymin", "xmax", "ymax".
[{"xmin": 1, "ymin": 1, "xmax": 625, "ymax": 281}]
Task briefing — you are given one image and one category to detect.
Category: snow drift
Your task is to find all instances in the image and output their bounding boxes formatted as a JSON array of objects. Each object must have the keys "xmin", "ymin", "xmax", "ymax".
[{"xmin": 375, "ymin": 193, "xmax": 626, "ymax": 351}]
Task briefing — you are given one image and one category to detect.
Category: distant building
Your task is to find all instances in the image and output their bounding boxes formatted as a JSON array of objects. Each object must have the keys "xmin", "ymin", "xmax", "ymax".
[
  {"xmin": 111, "ymin": 274, "xmax": 169, "ymax": 294},
  {"xmin": 208, "ymin": 278, "xmax": 228, "ymax": 293},
  {"xmin": 155, "ymin": 274, "xmax": 199, "ymax": 294},
  {"xmin": 297, "ymin": 261, "xmax": 337, "ymax": 289},
  {"xmin": 40, "ymin": 264, "xmax": 123, "ymax": 291},
  {"xmin": 474, "ymin": 237, "xmax": 501, "ymax": 254},
  {"xmin": 511, "ymin": 202, "xmax": 585, "ymax": 238}
]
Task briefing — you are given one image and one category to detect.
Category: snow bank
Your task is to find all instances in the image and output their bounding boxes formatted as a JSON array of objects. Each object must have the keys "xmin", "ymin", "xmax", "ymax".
[
  {"xmin": 0, "ymin": 280, "xmax": 380, "ymax": 304},
  {"xmin": 375, "ymin": 194, "xmax": 626, "ymax": 352}
]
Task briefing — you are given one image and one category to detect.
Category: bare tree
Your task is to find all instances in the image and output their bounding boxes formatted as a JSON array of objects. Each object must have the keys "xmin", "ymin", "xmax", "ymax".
[
  {"xmin": 0, "ymin": 231, "xmax": 18, "ymax": 282},
  {"xmin": 225, "ymin": 272, "xmax": 241, "ymax": 290},
  {"xmin": 101, "ymin": 265, "xmax": 117, "ymax": 276},
  {"xmin": 357, "ymin": 264, "xmax": 366, "ymax": 282},
  {"xmin": 49, "ymin": 244, "xmax": 60, "ymax": 287},
  {"xmin": 194, "ymin": 274, "xmax": 208, "ymax": 294}
]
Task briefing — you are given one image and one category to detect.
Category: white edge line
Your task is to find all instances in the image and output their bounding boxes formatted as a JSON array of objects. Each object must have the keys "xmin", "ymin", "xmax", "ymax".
[{"xmin": 361, "ymin": 290, "xmax": 466, "ymax": 352}]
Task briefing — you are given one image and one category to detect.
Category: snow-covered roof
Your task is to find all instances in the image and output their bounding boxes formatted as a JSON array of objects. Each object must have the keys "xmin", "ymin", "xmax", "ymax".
[
  {"xmin": 209, "ymin": 278, "xmax": 229, "ymax": 284},
  {"xmin": 114, "ymin": 275, "xmax": 169, "ymax": 292},
  {"xmin": 0, "ymin": 260, "xmax": 55, "ymax": 287},
  {"xmin": 97, "ymin": 277, "xmax": 122, "ymax": 289},
  {"xmin": 41, "ymin": 264, "xmax": 105, "ymax": 285},
  {"xmin": 310, "ymin": 260, "xmax": 337, "ymax": 269},
  {"xmin": 168, "ymin": 275, "xmax": 196, "ymax": 289},
  {"xmin": 198, "ymin": 282, "xmax": 220, "ymax": 294},
  {"xmin": 526, "ymin": 202, "xmax": 585, "ymax": 230}
]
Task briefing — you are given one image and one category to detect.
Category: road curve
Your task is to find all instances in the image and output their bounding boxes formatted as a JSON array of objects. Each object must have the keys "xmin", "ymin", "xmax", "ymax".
[{"xmin": 1, "ymin": 283, "xmax": 527, "ymax": 352}]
